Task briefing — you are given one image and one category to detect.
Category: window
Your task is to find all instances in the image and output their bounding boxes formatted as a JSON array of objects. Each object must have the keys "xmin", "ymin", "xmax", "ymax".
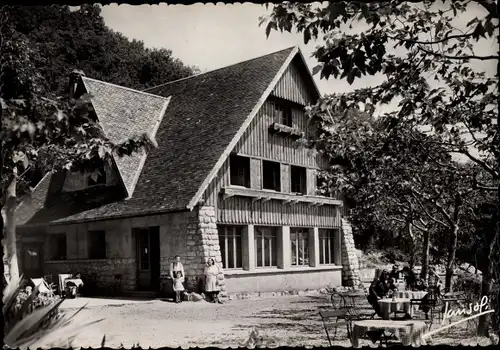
[
  {"xmin": 48, "ymin": 234, "xmax": 67, "ymax": 261},
  {"xmin": 218, "ymin": 226, "xmax": 243, "ymax": 269},
  {"xmin": 274, "ymin": 100, "xmax": 293, "ymax": 127},
  {"xmin": 138, "ymin": 229, "xmax": 150, "ymax": 270},
  {"xmin": 88, "ymin": 230, "xmax": 106, "ymax": 259},
  {"xmin": 229, "ymin": 154, "xmax": 250, "ymax": 187},
  {"xmin": 262, "ymin": 160, "xmax": 281, "ymax": 191},
  {"xmin": 23, "ymin": 245, "xmax": 41, "ymax": 270},
  {"xmin": 291, "ymin": 228, "xmax": 310, "ymax": 266},
  {"xmin": 291, "ymin": 166, "xmax": 307, "ymax": 194},
  {"xmin": 319, "ymin": 229, "xmax": 338, "ymax": 265},
  {"xmin": 255, "ymin": 227, "xmax": 277, "ymax": 267},
  {"xmin": 87, "ymin": 169, "xmax": 106, "ymax": 186}
]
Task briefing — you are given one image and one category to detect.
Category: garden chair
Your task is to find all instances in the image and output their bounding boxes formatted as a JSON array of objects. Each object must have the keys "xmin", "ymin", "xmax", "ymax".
[{"xmin": 319, "ymin": 309, "xmax": 353, "ymax": 345}]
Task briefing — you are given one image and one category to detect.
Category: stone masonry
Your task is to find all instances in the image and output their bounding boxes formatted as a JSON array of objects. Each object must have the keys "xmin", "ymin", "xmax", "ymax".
[
  {"xmin": 174, "ymin": 205, "xmax": 226, "ymax": 296},
  {"xmin": 341, "ymin": 218, "xmax": 361, "ymax": 287}
]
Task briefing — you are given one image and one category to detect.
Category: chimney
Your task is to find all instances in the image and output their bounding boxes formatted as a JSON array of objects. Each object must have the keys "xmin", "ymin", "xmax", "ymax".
[{"xmin": 68, "ymin": 69, "xmax": 86, "ymax": 101}]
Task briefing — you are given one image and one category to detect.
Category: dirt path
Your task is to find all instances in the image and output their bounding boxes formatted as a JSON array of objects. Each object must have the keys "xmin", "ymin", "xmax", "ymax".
[{"xmin": 61, "ymin": 294, "xmax": 493, "ymax": 348}]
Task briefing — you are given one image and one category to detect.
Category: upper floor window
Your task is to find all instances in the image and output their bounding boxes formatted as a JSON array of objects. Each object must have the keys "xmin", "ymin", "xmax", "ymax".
[
  {"xmin": 262, "ymin": 160, "xmax": 281, "ymax": 191},
  {"xmin": 291, "ymin": 166, "xmax": 307, "ymax": 194},
  {"xmin": 230, "ymin": 154, "xmax": 250, "ymax": 187},
  {"xmin": 274, "ymin": 100, "xmax": 293, "ymax": 127},
  {"xmin": 88, "ymin": 230, "xmax": 107, "ymax": 259},
  {"xmin": 87, "ymin": 170, "xmax": 106, "ymax": 187},
  {"xmin": 48, "ymin": 234, "xmax": 67, "ymax": 261}
]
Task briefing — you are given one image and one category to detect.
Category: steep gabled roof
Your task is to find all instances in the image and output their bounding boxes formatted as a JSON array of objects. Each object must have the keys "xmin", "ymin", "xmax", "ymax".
[
  {"xmin": 18, "ymin": 46, "xmax": 320, "ymax": 226},
  {"xmin": 81, "ymin": 77, "xmax": 171, "ymax": 198}
]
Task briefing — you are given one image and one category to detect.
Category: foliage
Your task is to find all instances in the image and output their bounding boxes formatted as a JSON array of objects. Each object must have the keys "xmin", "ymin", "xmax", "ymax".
[
  {"xmin": 262, "ymin": 0, "xmax": 499, "ymax": 334},
  {"xmin": 241, "ymin": 328, "xmax": 280, "ymax": 348},
  {"xmin": 1, "ymin": 5, "xmax": 197, "ymax": 97},
  {"xmin": 3, "ymin": 275, "xmax": 103, "ymax": 349}
]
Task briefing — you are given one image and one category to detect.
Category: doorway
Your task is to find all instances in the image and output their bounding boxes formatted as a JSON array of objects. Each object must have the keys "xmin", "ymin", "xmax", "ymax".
[
  {"xmin": 134, "ymin": 226, "xmax": 160, "ymax": 291},
  {"xmin": 22, "ymin": 243, "xmax": 44, "ymax": 278}
]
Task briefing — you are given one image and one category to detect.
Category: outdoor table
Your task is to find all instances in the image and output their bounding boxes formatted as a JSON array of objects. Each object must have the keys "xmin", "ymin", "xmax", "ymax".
[
  {"xmin": 350, "ymin": 319, "xmax": 428, "ymax": 347},
  {"xmin": 378, "ymin": 298, "xmax": 412, "ymax": 320},
  {"xmin": 395, "ymin": 290, "xmax": 428, "ymax": 299}
]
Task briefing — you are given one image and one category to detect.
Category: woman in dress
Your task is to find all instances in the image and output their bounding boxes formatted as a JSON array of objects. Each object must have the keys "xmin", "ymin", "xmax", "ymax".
[
  {"xmin": 204, "ymin": 258, "xmax": 222, "ymax": 304},
  {"xmin": 367, "ymin": 269, "xmax": 387, "ymax": 317}
]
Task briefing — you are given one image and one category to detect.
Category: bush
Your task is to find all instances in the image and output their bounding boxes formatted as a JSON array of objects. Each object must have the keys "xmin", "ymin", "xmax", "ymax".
[{"xmin": 453, "ymin": 271, "xmax": 482, "ymax": 298}]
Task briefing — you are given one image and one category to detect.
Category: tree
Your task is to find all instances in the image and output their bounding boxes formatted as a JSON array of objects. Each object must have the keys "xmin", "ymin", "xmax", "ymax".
[
  {"xmin": 263, "ymin": 0, "xmax": 498, "ymax": 335},
  {"xmin": 1, "ymin": 8, "xmax": 157, "ymax": 281}
]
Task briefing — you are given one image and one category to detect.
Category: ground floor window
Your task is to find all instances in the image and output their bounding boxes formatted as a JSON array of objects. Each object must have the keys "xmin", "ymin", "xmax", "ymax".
[
  {"xmin": 291, "ymin": 228, "xmax": 309, "ymax": 266},
  {"xmin": 319, "ymin": 229, "xmax": 337, "ymax": 265},
  {"xmin": 48, "ymin": 233, "xmax": 67, "ymax": 260},
  {"xmin": 218, "ymin": 225, "xmax": 243, "ymax": 269},
  {"xmin": 88, "ymin": 230, "xmax": 107, "ymax": 259},
  {"xmin": 255, "ymin": 226, "xmax": 277, "ymax": 267}
]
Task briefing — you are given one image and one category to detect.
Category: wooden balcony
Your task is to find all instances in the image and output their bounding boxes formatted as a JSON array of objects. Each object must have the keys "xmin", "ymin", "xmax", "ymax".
[{"xmin": 221, "ymin": 186, "xmax": 343, "ymax": 206}]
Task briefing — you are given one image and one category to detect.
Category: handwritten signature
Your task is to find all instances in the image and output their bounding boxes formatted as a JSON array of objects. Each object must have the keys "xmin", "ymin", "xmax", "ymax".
[{"xmin": 422, "ymin": 296, "xmax": 495, "ymax": 339}]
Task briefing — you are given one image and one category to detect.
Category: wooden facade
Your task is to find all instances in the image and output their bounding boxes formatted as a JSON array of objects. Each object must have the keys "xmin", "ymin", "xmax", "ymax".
[{"xmin": 202, "ymin": 59, "xmax": 340, "ymax": 228}]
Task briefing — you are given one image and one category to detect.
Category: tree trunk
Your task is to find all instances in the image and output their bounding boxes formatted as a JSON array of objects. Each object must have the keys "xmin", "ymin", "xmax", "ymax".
[
  {"xmin": 445, "ymin": 224, "xmax": 459, "ymax": 293},
  {"xmin": 477, "ymin": 184, "xmax": 500, "ymax": 337},
  {"xmin": 5, "ymin": 168, "xmax": 20, "ymax": 282},
  {"xmin": 420, "ymin": 229, "xmax": 430, "ymax": 281}
]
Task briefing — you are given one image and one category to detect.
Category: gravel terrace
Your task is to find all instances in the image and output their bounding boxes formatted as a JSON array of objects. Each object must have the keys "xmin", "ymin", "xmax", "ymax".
[{"xmin": 60, "ymin": 293, "xmax": 493, "ymax": 348}]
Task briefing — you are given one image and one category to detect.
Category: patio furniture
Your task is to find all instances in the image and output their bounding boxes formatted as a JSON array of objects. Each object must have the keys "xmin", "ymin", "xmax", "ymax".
[
  {"xmin": 378, "ymin": 298, "xmax": 413, "ymax": 320},
  {"xmin": 441, "ymin": 291, "xmax": 475, "ymax": 331},
  {"xmin": 58, "ymin": 274, "xmax": 73, "ymax": 296},
  {"xmin": 319, "ymin": 309, "xmax": 353, "ymax": 345},
  {"xmin": 350, "ymin": 319, "xmax": 428, "ymax": 347},
  {"xmin": 395, "ymin": 290, "xmax": 428, "ymax": 299},
  {"xmin": 338, "ymin": 291, "xmax": 376, "ymax": 320},
  {"xmin": 30, "ymin": 278, "xmax": 54, "ymax": 296}
]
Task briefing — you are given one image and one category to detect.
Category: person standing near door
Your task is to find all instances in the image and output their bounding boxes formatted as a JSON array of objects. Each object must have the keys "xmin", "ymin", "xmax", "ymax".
[{"xmin": 169, "ymin": 255, "xmax": 185, "ymax": 279}]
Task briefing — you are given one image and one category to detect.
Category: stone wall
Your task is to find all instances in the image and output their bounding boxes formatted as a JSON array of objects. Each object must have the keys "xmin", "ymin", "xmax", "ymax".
[
  {"xmin": 45, "ymin": 258, "xmax": 136, "ymax": 291},
  {"xmin": 170, "ymin": 206, "xmax": 225, "ymax": 295},
  {"xmin": 340, "ymin": 218, "xmax": 361, "ymax": 287}
]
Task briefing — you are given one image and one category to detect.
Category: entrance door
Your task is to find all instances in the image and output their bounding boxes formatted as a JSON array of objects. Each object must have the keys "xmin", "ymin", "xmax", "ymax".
[
  {"xmin": 23, "ymin": 243, "xmax": 44, "ymax": 278},
  {"xmin": 135, "ymin": 227, "xmax": 160, "ymax": 291}
]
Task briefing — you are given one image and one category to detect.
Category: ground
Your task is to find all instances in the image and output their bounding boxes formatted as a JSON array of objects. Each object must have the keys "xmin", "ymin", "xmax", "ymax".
[{"xmin": 60, "ymin": 292, "xmax": 494, "ymax": 348}]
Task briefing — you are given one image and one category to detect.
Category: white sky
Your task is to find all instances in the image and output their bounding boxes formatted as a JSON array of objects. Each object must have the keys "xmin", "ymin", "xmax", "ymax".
[
  {"xmin": 100, "ymin": 2, "xmax": 497, "ymax": 162},
  {"xmin": 100, "ymin": 2, "xmax": 497, "ymax": 97}
]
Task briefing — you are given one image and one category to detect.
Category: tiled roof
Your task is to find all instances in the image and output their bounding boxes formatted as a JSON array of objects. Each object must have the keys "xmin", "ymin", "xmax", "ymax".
[
  {"xmin": 82, "ymin": 77, "xmax": 170, "ymax": 197},
  {"xmin": 17, "ymin": 47, "xmax": 298, "ymax": 225}
]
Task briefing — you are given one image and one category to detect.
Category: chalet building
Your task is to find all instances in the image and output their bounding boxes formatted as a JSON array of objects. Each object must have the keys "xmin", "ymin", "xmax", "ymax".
[{"xmin": 16, "ymin": 47, "xmax": 361, "ymax": 295}]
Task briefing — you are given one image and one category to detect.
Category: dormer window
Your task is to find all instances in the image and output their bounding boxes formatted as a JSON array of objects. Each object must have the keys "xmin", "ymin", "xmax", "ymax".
[
  {"xmin": 274, "ymin": 100, "xmax": 293, "ymax": 127},
  {"xmin": 87, "ymin": 170, "xmax": 106, "ymax": 187}
]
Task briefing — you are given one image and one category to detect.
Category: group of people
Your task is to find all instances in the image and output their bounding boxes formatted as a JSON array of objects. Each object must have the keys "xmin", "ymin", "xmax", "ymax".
[
  {"xmin": 169, "ymin": 255, "xmax": 223, "ymax": 304},
  {"xmin": 367, "ymin": 264, "xmax": 443, "ymax": 319}
]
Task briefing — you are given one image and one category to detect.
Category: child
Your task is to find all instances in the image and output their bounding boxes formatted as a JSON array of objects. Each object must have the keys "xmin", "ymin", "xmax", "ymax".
[{"xmin": 173, "ymin": 271, "xmax": 185, "ymax": 303}]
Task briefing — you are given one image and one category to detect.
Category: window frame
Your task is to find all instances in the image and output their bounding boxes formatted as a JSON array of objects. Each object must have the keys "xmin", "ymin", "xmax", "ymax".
[
  {"xmin": 273, "ymin": 100, "xmax": 293, "ymax": 127},
  {"xmin": 290, "ymin": 228, "xmax": 310, "ymax": 267},
  {"xmin": 254, "ymin": 226, "xmax": 278, "ymax": 268},
  {"xmin": 290, "ymin": 165, "xmax": 307, "ymax": 194},
  {"xmin": 262, "ymin": 160, "xmax": 281, "ymax": 192},
  {"xmin": 229, "ymin": 154, "xmax": 250, "ymax": 188},
  {"xmin": 48, "ymin": 233, "xmax": 67, "ymax": 261},
  {"xmin": 87, "ymin": 169, "xmax": 106, "ymax": 187},
  {"xmin": 218, "ymin": 225, "xmax": 243, "ymax": 270},
  {"xmin": 319, "ymin": 229, "xmax": 338, "ymax": 265},
  {"xmin": 87, "ymin": 230, "xmax": 107, "ymax": 260}
]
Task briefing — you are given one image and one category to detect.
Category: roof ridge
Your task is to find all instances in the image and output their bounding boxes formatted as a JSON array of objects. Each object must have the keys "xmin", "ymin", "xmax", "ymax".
[
  {"xmin": 142, "ymin": 46, "xmax": 297, "ymax": 92},
  {"xmin": 82, "ymin": 76, "xmax": 171, "ymax": 100}
]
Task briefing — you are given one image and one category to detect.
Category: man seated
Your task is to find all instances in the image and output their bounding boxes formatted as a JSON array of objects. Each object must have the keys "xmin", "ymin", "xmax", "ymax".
[
  {"xmin": 367, "ymin": 270, "xmax": 388, "ymax": 317},
  {"xmin": 388, "ymin": 264, "xmax": 401, "ymax": 280}
]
